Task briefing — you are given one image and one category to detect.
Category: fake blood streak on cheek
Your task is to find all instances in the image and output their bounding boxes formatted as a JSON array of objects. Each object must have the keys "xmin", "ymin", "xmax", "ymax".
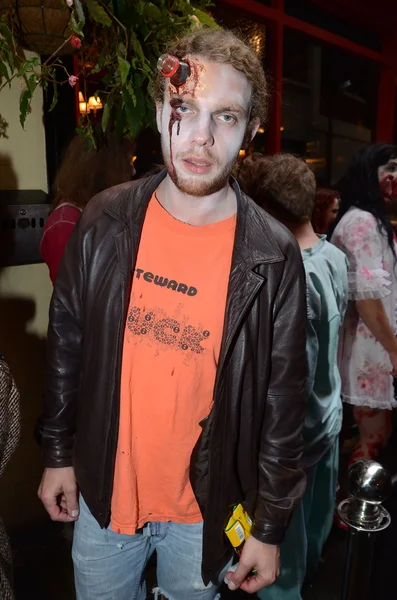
[
  {"xmin": 169, "ymin": 98, "xmax": 182, "ymax": 136},
  {"xmin": 163, "ymin": 57, "xmax": 205, "ymax": 176},
  {"xmin": 168, "ymin": 98, "xmax": 183, "ymax": 175},
  {"xmin": 380, "ymin": 175, "xmax": 397, "ymax": 202}
]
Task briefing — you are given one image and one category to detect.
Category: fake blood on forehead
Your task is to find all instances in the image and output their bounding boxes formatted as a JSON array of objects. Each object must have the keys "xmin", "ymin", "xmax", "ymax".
[{"xmin": 170, "ymin": 58, "xmax": 205, "ymax": 99}]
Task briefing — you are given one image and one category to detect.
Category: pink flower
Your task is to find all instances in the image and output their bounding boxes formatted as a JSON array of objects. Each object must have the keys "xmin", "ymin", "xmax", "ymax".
[
  {"xmin": 360, "ymin": 266, "xmax": 372, "ymax": 280},
  {"xmin": 68, "ymin": 75, "xmax": 78, "ymax": 87},
  {"xmin": 71, "ymin": 36, "xmax": 82, "ymax": 49},
  {"xmin": 66, "ymin": 0, "xmax": 73, "ymax": 6}
]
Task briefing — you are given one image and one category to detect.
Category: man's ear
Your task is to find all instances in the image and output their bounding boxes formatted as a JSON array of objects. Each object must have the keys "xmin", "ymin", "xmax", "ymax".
[
  {"xmin": 156, "ymin": 102, "xmax": 163, "ymax": 134},
  {"xmin": 242, "ymin": 118, "xmax": 261, "ymax": 149}
]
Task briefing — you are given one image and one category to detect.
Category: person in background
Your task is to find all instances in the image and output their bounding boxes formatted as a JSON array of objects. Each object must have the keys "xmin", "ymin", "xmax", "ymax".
[
  {"xmin": 240, "ymin": 153, "xmax": 348, "ymax": 599},
  {"xmin": 36, "ymin": 27, "xmax": 307, "ymax": 599},
  {"xmin": 329, "ymin": 143, "xmax": 397, "ymax": 464},
  {"xmin": 41, "ymin": 130, "xmax": 135, "ymax": 283},
  {"xmin": 312, "ymin": 188, "xmax": 340, "ymax": 234}
]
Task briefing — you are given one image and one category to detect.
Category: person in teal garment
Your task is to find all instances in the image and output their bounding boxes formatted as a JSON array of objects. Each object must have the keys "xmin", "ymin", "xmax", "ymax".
[{"xmin": 239, "ymin": 153, "xmax": 348, "ymax": 599}]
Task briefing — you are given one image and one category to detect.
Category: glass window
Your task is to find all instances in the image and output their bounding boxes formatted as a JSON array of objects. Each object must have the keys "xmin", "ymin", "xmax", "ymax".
[
  {"xmin": 282, "ymin": 28, "xmax": 379, "ymax": 185},
  {"xmin": 284, "ymin": 0, "xmax": 381, "ymax": 52},
  {"xmin": 213, "ymin": 2, "xmax": 268, "ymax": 156}
]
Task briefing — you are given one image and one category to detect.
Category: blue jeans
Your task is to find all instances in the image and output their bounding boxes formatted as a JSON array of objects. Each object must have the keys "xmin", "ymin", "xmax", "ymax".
[
  {"xmin": 258, "ymin": 439, "xmax": 339, "ymax": 600},
  {"xmin": 72, "ymin": 496, "xmax": 230, "ymax": 600}
]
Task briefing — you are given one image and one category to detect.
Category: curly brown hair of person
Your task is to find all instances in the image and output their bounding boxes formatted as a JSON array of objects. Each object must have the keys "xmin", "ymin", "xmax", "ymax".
[
  {"xmin": 155, "ymin": 27, "xmax": 268, "ymax": 127},
  {"xmin": 238, "ymin": 152, "xmax": 271, "ymax": 200},
  {"xmin": 239, "ymin": 153, "xmax": 316, "ymax": 224},
  {"xmin": 52, "ymin": 130, "xmax": 135, "ymax": 209},
  {"xmin": 312, "ymin": 188, "xmax": 341, "ymax": 234}
]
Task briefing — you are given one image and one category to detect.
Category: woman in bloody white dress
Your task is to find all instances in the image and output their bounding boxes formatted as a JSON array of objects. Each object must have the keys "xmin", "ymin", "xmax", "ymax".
[{"xmin": 330, "ymin": 143, "xmax": 397, "ymax": 463}]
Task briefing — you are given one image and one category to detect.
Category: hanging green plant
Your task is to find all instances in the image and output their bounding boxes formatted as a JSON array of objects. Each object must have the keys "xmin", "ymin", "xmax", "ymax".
[{"xmin": 0, "ymin": 0, "xmax": 218, "ymax": 144}]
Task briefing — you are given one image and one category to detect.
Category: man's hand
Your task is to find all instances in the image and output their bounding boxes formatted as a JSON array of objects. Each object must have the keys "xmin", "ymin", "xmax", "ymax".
[
  {"xmin": 38, "ymin": 467, "xmax": 79, "ymax": 522},
  {"xmin": 226, "ymin": 536, "xmax": 280, "ymax": 593}
]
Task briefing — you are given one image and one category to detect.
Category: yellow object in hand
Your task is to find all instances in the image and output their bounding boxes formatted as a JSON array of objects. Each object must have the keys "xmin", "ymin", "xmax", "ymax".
[{"xmin": 224, "ymin": 504, "xmax": 253, "ymax": 549}]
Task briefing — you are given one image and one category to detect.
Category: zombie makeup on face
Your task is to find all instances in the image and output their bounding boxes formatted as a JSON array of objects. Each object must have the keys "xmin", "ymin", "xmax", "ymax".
[
  {"xmin": 169, "ymin": 57, "xmax": 205, "ymax": 98},
  {"xmin": 167, "ymin": 97, "xmax": 184, "ymax": 179},
  {"xmin": 163, "ymin": 57, "xmax": 206, "ymax": 177},
  {"xmin": 158, "ymin": 54, "xmax": 201, "ymax": 167},
  {"xmin": 169, "ymin": 98, "xmax": 183, "ymax": 137},
  {"xmin": 380, "ymin": 175, "xmax": 397, "ymax": 203},
  {"xmin": 167, "ymin": 57, "xmax": 206, "ymax": 150},
  {"xmin": 383, "ymin": 161, "xmax": 397, "ymax": 175},
  {"xmin": 378, "ymin": 159, "xmax": 397, "ymax": 181},
  {"xmin": 379, "ymin": 159, "xmax": 397, "ymax": 202},
  {"xmin": 157, "ymin": 58, "xmax": 256, "ymax": 197}
]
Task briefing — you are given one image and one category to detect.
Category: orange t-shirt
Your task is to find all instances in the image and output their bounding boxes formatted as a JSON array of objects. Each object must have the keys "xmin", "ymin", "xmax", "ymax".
[{"xmin": 111, "ymin": 194, "xmax": 236, "ymax": 534}]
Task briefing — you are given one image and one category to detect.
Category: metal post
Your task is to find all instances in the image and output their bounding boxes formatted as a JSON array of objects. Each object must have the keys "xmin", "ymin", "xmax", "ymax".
[{"xmin": 338, "ymin": 460, "xmax": 392, "ymax": 600}]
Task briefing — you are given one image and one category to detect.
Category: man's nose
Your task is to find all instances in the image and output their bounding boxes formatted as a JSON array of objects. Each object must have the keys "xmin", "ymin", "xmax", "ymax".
[{"xmin": 189, "ymin": 114, "xmax": 214, "ymax": 147}]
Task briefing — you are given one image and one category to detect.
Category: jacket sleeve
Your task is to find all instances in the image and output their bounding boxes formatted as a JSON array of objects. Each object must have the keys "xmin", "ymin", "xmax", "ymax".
[
  {"xmin": 251, "ymin": 240, "xmax": 307, "ymax": 545},
  {"xmin": 35, "ymin": 220, "xmax": 85, "ymax": 468}
]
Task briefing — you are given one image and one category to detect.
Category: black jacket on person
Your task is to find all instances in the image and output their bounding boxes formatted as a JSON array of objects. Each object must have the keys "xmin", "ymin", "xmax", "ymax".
[{"xmin": 36, "ymin": 171, "xmax": 307, "ymax": 585}]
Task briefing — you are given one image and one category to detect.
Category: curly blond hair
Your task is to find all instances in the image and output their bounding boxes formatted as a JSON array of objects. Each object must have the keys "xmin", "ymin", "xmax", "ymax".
[{"xmin": 155, "ymin": 27, "xmax": 268, "ymax": 125}]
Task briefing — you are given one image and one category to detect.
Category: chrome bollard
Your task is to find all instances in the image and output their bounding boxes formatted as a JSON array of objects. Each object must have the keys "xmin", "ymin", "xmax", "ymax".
[{"xmin": 338, "ymin": 460, "xmax": 391, "ymax": 600}]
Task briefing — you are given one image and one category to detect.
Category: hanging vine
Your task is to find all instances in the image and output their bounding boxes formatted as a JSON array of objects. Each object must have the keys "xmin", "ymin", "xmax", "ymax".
[{"xmin": 0, "ymin": 0, "xmax": 218, "ymax": 144}]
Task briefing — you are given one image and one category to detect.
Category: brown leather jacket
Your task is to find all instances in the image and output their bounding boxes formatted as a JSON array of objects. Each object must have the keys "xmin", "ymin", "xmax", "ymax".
[{"xmin": 37, "ymin": 172, "xmax": 307, "ymax": 584}]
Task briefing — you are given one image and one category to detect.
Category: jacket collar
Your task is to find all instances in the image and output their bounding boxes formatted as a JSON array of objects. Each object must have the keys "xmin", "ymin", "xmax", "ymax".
[{"xmin": 104, "ymin": 170, "xmax": 285, "ymax": 267}]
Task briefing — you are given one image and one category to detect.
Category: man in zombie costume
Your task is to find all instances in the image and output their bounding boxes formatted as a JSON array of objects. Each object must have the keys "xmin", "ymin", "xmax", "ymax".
[{"xmin": 36, "ymin": 28, "xmax": 307, "ymax": 600}]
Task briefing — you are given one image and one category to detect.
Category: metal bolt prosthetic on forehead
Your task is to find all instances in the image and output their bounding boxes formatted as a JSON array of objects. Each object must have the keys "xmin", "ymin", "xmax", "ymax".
[{"xmin": 157, "ymin": 54, "xmax": 191, "ymax": 88}]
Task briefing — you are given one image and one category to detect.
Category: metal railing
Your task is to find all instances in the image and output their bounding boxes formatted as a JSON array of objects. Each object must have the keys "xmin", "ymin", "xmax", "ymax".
[{"xmin": 338, "ymin": 460, "xmax": 392, "ymax": 600}]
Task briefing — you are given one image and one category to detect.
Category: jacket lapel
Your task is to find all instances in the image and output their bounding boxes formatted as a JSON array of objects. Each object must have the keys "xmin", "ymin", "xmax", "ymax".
[
  {"xmin": 214, "ymin": 180, "xmax": 286, "ymax": 391},
  {"xmin": 105, "ymin": 170, "xmax": 167, "ymax": 281}
]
